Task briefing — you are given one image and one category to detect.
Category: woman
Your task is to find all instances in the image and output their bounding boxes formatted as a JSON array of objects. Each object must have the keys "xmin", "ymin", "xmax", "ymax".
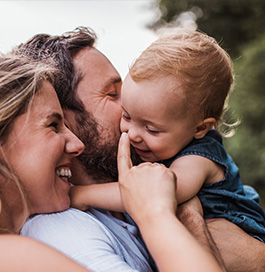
[
  {"xmin": 0, "ymin": 53, "xmax": 84, "ymax": 233},
  {"xmin": 0, "ymin": 52, "xmax": 224, "ymax": 271},
  {"xmin": 0, "ymin": 53, "xmax": 90, "ymax": 271}
]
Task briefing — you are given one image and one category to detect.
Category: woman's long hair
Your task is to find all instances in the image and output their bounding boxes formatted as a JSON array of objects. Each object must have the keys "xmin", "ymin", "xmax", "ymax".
[{"xmin": 0, "ymin": 53, "xmax": 58, "ymax": 233}]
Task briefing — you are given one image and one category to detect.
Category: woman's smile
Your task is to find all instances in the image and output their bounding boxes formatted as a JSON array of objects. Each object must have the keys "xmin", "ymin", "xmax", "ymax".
[{"xmin": 56, "ymin": 167, "xmax": 72, "ymax": 184}]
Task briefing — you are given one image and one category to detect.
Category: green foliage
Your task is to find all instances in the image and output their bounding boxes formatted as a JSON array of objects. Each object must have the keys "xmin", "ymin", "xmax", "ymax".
[
  {"xmin": 150, "ymin": 0, "xmax": 265, "ymax": 58},
  {"xmin": 224, "ymin": 34, "xmax": 265, "ymax": 209}
]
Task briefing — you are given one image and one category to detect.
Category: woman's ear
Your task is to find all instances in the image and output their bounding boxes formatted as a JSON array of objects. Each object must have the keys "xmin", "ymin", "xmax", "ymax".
[{"xmin": 194, "ymin": 118, "xmax": 216, "ymax": 139}]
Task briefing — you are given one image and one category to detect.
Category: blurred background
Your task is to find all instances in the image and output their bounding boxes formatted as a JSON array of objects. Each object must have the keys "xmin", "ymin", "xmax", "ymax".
[{"xmin": 1, "ymin": 0, "xmax": 264, "ymax": 208}]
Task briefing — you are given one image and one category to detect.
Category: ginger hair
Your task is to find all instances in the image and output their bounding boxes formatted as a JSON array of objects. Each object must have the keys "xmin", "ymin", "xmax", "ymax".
[{"xmin": 130, "ymin": 28, "xmax": 234, "ymax": 134}]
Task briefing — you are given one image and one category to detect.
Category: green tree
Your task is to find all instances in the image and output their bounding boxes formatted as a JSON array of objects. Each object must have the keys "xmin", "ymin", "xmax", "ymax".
[
  {"xmin": 149, "ymin": 0, "xmax": 265, "ymax": 58},
  {"xmin": 224, "ymin": 34, "xmax": 265, "ymax": 209}
]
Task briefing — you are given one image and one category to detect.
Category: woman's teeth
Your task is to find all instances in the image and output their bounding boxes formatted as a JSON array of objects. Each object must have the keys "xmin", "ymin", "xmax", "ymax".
[{"xmin": 56, "ymin": 168, "xmax": 72, "ymax": 181}]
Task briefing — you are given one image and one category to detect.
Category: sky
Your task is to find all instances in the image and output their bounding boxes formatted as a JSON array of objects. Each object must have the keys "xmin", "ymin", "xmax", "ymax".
[{"xmin": 0, "ymin": 0, "xmax": 159, "ymax": 79}]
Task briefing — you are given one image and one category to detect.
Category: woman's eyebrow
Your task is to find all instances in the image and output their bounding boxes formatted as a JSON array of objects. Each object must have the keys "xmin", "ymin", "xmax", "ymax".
[{"xmin": 46, "ymin": 112, "xmax": 63, "ymax": 121}]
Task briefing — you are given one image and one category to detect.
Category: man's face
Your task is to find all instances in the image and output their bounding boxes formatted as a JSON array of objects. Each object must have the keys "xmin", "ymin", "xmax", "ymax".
[{"xmin": 66, "ymin": 47, "xmax": 122, "ymax": 185}]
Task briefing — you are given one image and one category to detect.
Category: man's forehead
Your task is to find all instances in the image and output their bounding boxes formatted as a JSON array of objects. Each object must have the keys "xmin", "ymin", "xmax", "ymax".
[
  {"xmin": 73, "ymin": 47, "xmax": 107, "ymax": 67},
  {"xmin": 73, "ymin": 47, "xmax": 121, "ymax": 89}
]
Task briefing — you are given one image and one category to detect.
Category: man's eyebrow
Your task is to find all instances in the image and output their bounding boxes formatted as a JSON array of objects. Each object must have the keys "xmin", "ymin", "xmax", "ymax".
[{"xmin": 102, "ymin": 77, "xmax": 122, "ymax": 90}]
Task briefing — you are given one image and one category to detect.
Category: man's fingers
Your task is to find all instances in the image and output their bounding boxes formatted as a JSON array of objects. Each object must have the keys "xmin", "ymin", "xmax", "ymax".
[{"xmin": 118, "ymin": 132, "xmax": 133, "ymax": 180}]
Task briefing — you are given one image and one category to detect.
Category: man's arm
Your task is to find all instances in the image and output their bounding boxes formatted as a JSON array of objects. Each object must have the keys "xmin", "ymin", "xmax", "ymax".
[
  {"xmin": 207, "ymin": 218, "xmax": 265, "ymax": 272},
  {"xmin": 177, "ymin": 197, "xmax": 226, "ymax": 270},
  {"xmin": 178, "ymin": 197, "xmax": 265, "ymax": 272}
]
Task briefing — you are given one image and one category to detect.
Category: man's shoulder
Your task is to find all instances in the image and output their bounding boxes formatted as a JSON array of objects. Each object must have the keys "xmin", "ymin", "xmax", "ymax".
[
  {"xmin": 21, "ymin": 208, "xmax": 110, "ymax": 239},
  {"xmin": 23, "ymin": 207, "xmax": 94, "ymax": 224},
  {"xmin": 20, "ymin": 208, "xmax": 153, "ymax": 272}
]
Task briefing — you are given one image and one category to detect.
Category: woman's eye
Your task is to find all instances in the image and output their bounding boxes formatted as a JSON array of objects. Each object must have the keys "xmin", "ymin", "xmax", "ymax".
[{"xmin": 49, "ymin": 121, "xmax": 59, "ymax": 130}]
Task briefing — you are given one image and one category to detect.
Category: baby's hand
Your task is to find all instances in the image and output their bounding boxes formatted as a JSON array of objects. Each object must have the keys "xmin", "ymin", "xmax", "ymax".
[{"xmin": 69, "ymin": 186, "xmax": 90, "ymax": 211}]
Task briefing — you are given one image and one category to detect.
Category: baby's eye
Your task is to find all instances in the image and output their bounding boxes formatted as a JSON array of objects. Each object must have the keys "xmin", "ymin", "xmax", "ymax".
[
  {"xmin": 122, "ymin": 113, "xmax": 131, "ymax": 121},
  {"xmin": 146, "ymin": 127, "xmax": 160, "ymax": 135}
]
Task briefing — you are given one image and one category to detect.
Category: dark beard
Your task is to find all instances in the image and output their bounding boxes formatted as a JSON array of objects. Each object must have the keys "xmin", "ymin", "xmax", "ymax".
[{"xmin": 75, "ymin": 110, "xmax": 119, "ymax": 182}]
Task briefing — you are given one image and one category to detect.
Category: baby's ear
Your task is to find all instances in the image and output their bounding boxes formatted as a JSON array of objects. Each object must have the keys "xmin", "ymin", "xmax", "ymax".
[{"xmin": 194, "ymin": 118, "xmax": 216, "ymax": 139}]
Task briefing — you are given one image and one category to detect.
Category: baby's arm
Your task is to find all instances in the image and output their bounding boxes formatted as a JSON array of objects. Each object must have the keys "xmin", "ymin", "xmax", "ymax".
[
  {"xmin": 70, "ymin": 155, "xmax": 223, "ymax": 212},
  {"xmin": 170, "ymin": 155, "xmax": 224, "ymax": 204},
  {"xmin": 70, "ymin": 183, "xmax": 125, "ymax": 212}
]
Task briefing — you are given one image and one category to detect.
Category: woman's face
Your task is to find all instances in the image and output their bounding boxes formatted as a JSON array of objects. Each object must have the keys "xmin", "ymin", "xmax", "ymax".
[{"xmin": 3, "ymin": 81, "xmax": 84, "ymax": 215}]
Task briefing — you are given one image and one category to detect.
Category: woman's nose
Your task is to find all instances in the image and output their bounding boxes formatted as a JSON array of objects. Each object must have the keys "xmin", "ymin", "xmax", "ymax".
[{"xmin": 65, "ymin": 129, "xmax": 85, "ymax": 157}]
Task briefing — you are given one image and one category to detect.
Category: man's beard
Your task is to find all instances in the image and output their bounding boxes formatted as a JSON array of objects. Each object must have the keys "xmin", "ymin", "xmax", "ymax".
[
  {"xmin": 75, "ymin": 110, "xmax": 142, "ymax": 183},
  {"xmin": 75, "ymin": 110, "xmax": 119, "ymax": 182}
]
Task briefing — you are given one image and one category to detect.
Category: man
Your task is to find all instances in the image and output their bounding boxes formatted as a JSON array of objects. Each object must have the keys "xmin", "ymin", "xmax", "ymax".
[
  {"xmin": 19, "ymin": 27, "xmax": 265, "ymax": 272},
  {"xmin": 19, "ymin": 28, "xmax": 154, "ymax": 272}
]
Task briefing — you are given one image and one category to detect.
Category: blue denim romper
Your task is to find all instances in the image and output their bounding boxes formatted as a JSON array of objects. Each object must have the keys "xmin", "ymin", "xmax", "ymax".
[{"xmin": 161, "ymin": 130, "xmax": 265, "ymax": 243}]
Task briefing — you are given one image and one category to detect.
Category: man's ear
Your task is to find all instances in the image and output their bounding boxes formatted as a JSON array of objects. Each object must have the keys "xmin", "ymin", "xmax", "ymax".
[{"xmin": 194, "ymin": 118, "xmax": 216, "ymax": 139}]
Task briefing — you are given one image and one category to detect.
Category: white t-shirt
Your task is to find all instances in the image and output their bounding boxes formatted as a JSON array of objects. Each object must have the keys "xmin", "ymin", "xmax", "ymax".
[{"xmin": 21, "ymin": 207, "xmax": 154, "ymax": 272}]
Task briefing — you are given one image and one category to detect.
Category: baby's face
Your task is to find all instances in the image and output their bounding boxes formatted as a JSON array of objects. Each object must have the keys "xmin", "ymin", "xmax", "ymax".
[{"xmin": 120, "ymin": 74, "xmax": 198, "ymax": 162}]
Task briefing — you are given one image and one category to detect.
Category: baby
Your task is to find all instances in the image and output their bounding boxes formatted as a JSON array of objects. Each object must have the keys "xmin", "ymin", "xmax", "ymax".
[{"xmin": 71, "ymin": 28, "xmax": 265, "ymax": 242}]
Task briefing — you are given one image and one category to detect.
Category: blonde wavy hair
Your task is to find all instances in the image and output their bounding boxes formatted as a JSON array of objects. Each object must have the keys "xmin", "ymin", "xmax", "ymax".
[
  {"xmin": 130, "ymin": 28, "xmax": 235, "ymax": 136},
  {"xmin": 0, "ymin": 53, "xmax": 58, "ymax": 233}
]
